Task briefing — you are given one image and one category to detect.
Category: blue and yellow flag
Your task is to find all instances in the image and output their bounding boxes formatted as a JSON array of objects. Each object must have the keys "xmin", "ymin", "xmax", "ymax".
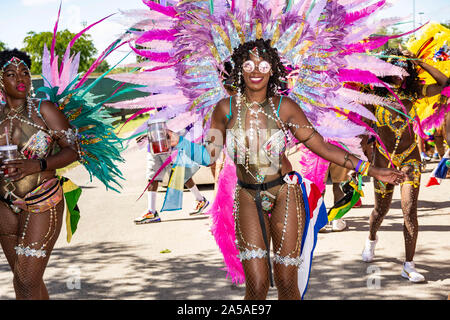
[{"xmin": 161, "ymin": 151, "xmax": 200, "ymax": 212}]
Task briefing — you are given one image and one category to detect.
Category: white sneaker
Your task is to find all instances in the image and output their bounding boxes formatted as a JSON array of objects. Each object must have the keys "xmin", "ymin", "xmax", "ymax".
[
  {"xmin": 362, "ymin": 237, "xmax": 378, "ymax": 262},
  {"xmin": 421, "ymin": 152, "xmax": 431, "ymax": 161},
  {"xmin": 331, "ymin": 219, "xmax": 347, "ymax": 232},
  {"xmin": 401, "ymin": 261, "xmax": 425, "ymax": 283}
]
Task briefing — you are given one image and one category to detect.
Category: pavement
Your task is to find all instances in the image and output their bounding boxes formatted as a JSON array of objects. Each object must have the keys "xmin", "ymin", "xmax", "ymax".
[{"xmin": 0, "ymin": 143, "xmax": 449, "ymax": 300}]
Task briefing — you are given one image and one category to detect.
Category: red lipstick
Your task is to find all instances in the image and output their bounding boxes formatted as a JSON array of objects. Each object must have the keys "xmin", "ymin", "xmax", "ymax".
[{"xmin": 17, "ymin": 84, "xmax": 26, "ymax": 92}]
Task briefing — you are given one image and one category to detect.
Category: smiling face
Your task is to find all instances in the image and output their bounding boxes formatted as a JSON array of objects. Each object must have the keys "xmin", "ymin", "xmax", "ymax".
[
  {"xmin": 1, "ymin": 58, "xmax": 31, "ymax": 100},
  {"xmin": 241, "ymin": 53, "xmax": 272, "ymax": 94}
]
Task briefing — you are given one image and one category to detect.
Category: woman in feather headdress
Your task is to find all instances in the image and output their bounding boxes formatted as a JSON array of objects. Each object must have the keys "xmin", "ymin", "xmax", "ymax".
[
  {"xmin": 0, "ymin": 4, "xmax": 128, "ymax": 299},
  {"xmin": 361, "ymin": 48, "xmax": 449, "ymax": 283},
  {"xmin": 0, "ymin": 48, "xmax": 80, "ymax": 299},
  {"xmin": 169, "ymin": 38, "xmax": 406, "ymax": 300},
  {"xmin": 116, "ymin": 0, "xmax": 418, "ymax": 299}
]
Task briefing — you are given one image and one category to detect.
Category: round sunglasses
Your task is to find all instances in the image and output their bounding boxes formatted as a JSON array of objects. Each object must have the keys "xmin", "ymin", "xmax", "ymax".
[{"xmin": 242, "ymin": 60, "xmax": 271, "ymax": 74}]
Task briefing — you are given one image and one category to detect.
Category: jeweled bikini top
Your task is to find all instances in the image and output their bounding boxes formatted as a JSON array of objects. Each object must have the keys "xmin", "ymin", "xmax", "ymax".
[{"xmin": 225, "ymin": 96, "xmax": 291, "ymax": 183}]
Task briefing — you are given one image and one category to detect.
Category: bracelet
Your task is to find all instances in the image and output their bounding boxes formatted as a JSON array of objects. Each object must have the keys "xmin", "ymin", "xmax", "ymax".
[
  {"xmin": 39, "ymin": 158, "xmax": 47, "ymax": 172},
  {"xmin": 355, "ymin": 159, "xmax": 363, "ymax": 173},
  {"xmin": 356, "ymin": 160, "xmax": 370, "ymax": 176}
]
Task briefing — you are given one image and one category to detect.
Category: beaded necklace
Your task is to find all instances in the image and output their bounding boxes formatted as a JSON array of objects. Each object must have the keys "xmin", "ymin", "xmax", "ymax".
[
  {"xmin": 1, "ymin": 100, "xmax": 82, "ymax": 159},
  {"xmin": 236, "ymin": 95, "xmax": 300, "ymax": 183}
]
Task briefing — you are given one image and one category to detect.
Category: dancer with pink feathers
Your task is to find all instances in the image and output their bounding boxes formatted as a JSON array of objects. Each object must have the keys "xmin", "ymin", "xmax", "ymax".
[{"xmin": 112, "ymin": 0, "xmax": 415, "ymax": 299}]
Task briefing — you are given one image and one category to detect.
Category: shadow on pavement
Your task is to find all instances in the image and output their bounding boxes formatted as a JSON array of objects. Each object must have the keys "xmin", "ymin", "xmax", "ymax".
[{"xmin": 42, "ymin": 242, "xmax": 247, "ymax": 300}]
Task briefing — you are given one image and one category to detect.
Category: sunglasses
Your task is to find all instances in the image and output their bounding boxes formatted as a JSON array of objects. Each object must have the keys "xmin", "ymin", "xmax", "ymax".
[{"xmin": 242, "ymin": 60, "xmax": 271, "ymax": 74}]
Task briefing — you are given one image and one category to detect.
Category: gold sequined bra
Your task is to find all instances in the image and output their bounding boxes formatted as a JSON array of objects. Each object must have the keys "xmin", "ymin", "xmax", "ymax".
[{"xmin": 225, "ymin": 96, "xmax": 292, "ymax": 183}]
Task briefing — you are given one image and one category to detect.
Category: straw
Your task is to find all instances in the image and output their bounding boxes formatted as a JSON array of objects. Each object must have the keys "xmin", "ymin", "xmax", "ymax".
[{"xmin": 4, "ymin": 127, "xmax": 9, "ymax": 146}]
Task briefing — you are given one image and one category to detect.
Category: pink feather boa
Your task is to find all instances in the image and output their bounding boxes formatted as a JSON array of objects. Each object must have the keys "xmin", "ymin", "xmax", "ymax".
[{"xmin": 206, "ymin": 154, "xmax": 244, "ymax": 284}]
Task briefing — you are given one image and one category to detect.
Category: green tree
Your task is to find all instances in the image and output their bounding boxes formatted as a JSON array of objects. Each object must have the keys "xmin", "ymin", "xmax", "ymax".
[
  {"xmin": 22, "ymin": 29, "xmax": 98, "ymax": 75},
  {"xmin": 90, "ymin": 59, "xmax": 110, "ymax": 74},
  {"xmin": 0, "ymin": 40, "xmax": 7, "ymax": 51}
]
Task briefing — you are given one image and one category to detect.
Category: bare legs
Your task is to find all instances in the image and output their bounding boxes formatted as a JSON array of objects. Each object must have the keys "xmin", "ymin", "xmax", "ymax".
[{"xmin": 369, "ymin": 165, "xmax": 420, "ymax": 262}]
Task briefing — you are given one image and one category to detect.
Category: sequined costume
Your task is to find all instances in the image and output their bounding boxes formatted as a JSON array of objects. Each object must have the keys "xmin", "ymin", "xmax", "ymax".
[
  {"xmin": 225, "ymin": 96, "xmax": 307, "ymax": 291},
  {"xmin": 0, "ymin": 104, "xmax": 66, "ymax": 200},
  {"xmin": 374, "ymin": 104, "xmax": 421, "ymax": 192},
  {"xmin": 114, "ymin": 0, "xmax": 410, "ymax": 299}
]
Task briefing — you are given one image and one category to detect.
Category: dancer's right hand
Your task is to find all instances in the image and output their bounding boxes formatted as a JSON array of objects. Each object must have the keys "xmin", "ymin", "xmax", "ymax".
[
  {"xmin": 167, "ymin": 130, "xmax": 180, "ymax": 147},
  {"xmin": 369, "ymin": 166, "xmax": 407, "ymax": 185}
]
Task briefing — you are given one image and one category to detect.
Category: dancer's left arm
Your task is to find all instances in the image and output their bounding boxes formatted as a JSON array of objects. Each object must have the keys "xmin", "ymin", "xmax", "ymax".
[{"xmin": 279, "ymin": 97, "xmax": 406, "ymax": 185}]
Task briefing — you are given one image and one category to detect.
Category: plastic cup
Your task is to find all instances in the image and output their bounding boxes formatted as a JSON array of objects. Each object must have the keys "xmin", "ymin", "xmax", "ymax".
[
  {"xmin": 0, "ymin": 145, "xmax": 18, "ymax": 175},
  {"xmin": 147, "ymin": 119, "xmax": 170, "ymax": 155}
]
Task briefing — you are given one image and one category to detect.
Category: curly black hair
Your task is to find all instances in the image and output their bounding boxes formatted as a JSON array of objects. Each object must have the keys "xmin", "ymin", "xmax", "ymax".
[
  {"xmin": 0, "ymin": 49, "xmax": 32, "ymax": 71},
  {"xmin": 375, "ymin": 48, "xmax": 421, "ymax": 100},
  {"xmin": 230, "ymin": 38, "xmax": 286, "ymax": 98}
]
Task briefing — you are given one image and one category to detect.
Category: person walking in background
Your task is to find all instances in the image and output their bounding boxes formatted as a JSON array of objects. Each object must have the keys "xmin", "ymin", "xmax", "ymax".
[{"xmin": 134, "ymin": 129, "xmax": 209, "ymax": 224}]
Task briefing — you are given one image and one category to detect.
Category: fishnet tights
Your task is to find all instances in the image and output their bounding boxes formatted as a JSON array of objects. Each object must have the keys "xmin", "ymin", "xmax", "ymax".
[
  {"xmin": 235, "ymin": 183, "xmax": 305, "ymax": 300},
  {"xmin": 0, "ymin": 200, "xmax": 64, "ymax": 299},
  {"xmin": 370, "ymin": 165, "xmax": 420, "ymax": 262}
]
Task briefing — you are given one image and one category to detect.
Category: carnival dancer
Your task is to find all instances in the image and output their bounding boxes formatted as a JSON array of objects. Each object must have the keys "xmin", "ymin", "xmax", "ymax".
[
  {"xmin": 406, "ymin": 22, "xmax": 450, "ymax": 186},
  {"xmin": 117, "ymin": 0, "xmax": 414, "ymax": 299},
  {"xmin": 362, "ymin": 48, "xmax": 449, "ymax": 283},
  {"xmin": 0, "ymin": 6, "xmax": 127, "ymax": 299},
  {"xmin": 169, "ymin": 39, "xmax": 405, "ymax": 299}
]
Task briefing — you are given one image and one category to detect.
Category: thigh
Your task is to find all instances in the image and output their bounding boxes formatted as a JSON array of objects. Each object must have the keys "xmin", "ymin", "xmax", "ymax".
[
  {"xmin": 234, "ymin": 187, "xmax": 271, "ymax": 283},
  {"xmin": 399, "ymin": 161, "xmax": 421, "ymax": 212},
  {"xmin": 372, "ymin": 152, "xmax": 395, "ymax": 210},
  {"xmin": 14, "ymin": 200, "xmax": 64, "ymax": 281},
  {"xmin": 373, "ymin": 178, "xmax": 395, "ymax": 211},
  {"xmin": 270, "ymin": 184, "xmax": 305, "ymax": 258},
  {"xmin": 0, "ymin": 202, "xmax": 19, "ymax": 236},
  {"xmin": 0, "ymin": 202, "xmax": 20, "ymax": 269},
  {"xmin": 235, "ymin": 187, "xmax": 269, "ymax": 252}
]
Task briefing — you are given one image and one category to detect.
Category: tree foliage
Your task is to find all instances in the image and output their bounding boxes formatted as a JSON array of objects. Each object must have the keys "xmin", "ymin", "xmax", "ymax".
[
  {"xmin": 0, "ymin": 41, "xmax": 7, "ymax": 51},
  {"xmin": 22, "ymin": 29, "xmax": 109, "ymax": 75}
]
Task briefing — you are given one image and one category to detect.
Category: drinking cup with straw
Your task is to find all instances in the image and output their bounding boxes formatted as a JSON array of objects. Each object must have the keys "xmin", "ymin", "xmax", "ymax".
[{"xmin": 0, "ymin": 127, "xmax": 18, "ymax": 175}]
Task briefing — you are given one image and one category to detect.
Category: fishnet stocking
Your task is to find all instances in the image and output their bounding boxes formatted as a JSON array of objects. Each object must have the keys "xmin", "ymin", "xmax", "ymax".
[
  {"xmin": 370, "ymin": 165, "xmax": 420, "ymax": 262},
  {"xmin": 270, "ymin": 184, "xmax": 305, "ymax": 300},
  {"xmin": 235, "ymin": 183, "xmax": 305, "ymax": 300},
  {"xmin": 0, "ymin": 200, "xmax": 64, "ymax": 299},
  {"xmin": 235, "ymin": 187, "xmax": 271, "ymax": 300}
]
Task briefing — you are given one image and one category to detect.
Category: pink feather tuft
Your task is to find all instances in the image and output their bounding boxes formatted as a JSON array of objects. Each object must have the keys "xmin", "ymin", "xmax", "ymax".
[
  {"xmin": 421, "ymin": 103, "xmax": 450, "ymax": 131},
  {"xmin": 50, "ymin": 3, "xmax": 62, "ymax": 65},
  {"xmin": 69, "ymin": 13, "xmax": 116, "ymax": 50},
  {"xmin": 129, "ymin": 45, "xmax": 173, "ymax": 63},
  {"xmin": 345, "ymin": 0, "xmax": 386, "ymax": 25},
  {"xmin": 136, "ymin": 29, "xmax": 177, "ymax": 44},
  {"xmin": 142, "ymin": 0, "xmax": 179, "ymax": 19},
  {"xmin": 207, "ymin": 154, "xmax": 244, "ymax": 284},
  {"xmin": 296, "ymin": 145, "xmax": 330, "ymax": 194}
]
